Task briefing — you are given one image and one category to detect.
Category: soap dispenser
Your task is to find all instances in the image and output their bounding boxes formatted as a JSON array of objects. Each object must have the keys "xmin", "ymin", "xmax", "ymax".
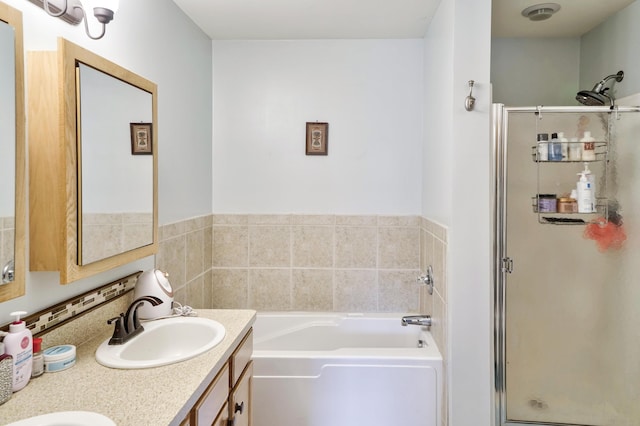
[{"xmin": 4, "ymin": 311, "xmax": 32, "ymax": 391}]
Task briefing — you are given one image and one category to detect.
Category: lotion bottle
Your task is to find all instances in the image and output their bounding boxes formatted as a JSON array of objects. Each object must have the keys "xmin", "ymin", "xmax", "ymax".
[
  {"xmin": 577, "ymin": 170, "xmax": 594, "ymax": 213},
  {"xmin": 4, "ymin": 311, "xmax": 32, "ymax": 391},
  {"xmin": 582, "ymin": 162, "xmax": 597, "ymax": 211},
  {"xmin": 581, "ymin": 131, "xmax": 596, "ymax": 161}
]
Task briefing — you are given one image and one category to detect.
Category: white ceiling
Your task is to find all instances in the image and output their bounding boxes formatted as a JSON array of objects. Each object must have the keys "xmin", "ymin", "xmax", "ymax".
[
  {"xmin": 171, "ymin": 0, "xmax": 442, "ymax": 40},
  {"xmin": 172, "ymin": 0, "xmax": 635, "ymax": 40}
]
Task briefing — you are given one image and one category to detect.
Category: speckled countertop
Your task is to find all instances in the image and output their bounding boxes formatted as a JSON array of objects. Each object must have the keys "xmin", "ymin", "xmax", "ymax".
[{"xmin": 0, "ymin": 309, "xmax": 256, "ymax": 426}]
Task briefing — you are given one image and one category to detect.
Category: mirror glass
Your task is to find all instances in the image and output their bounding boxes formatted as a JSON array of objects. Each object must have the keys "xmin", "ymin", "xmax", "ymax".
[
  {"xmin": 0, "ymin": 20, "xmax": 16, "ymax": 283},
  {"xmin": 77, "ymin": 63, "xmax": 154, "ymax": 265}
]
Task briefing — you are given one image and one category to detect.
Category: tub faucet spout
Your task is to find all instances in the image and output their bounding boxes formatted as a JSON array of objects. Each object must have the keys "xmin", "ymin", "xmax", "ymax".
[{"xmin": 401, "ymin": 315, "xmax": 431, "ymax": 327}]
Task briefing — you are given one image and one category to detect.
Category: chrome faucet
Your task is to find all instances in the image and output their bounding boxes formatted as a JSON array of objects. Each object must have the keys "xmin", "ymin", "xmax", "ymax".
[
  {"xmin": 107, "ymin": 296, "xmax": 163, "ymax": 345},
  {"xmin": 401, "ymin": 314, "xmax": 432, "ymax": 327}
]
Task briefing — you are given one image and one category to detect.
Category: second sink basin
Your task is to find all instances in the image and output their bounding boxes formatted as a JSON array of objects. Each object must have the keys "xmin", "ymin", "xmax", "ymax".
[{"xmin": 95, "ymin": 316, "xmax": 226, "ymax": 369}]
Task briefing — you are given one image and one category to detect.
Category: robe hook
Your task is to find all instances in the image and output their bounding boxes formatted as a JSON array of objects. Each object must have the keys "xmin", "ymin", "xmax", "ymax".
[{"xmin": 465, "ymin": 80, "xmax": 476, "ymax": 111}]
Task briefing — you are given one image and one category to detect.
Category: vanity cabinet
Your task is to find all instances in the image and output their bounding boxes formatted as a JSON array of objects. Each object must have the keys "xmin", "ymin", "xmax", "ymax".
[{"xmin": 182, "ymin": 329, "xmax": 253, "ymax": 426}]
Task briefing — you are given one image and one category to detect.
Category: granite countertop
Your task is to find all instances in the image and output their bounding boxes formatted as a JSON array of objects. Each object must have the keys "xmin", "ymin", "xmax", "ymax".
[{"xmin": 0, "ymin": 309, "xmax": 256, "ymax": 426}]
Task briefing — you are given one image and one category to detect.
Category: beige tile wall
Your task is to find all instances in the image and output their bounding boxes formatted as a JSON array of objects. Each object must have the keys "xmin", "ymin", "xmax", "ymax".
[
  {"xmin": 157, "ymin": 213, "xmax": 448, "ymax": 425},
  {"xmin": 157, "ymin": 214, "xmax": 429, "ymax": 313},
  {"xmin": 419, "ymin": 217, "xmax": 449, "ymax": 426},
  {"xmin": 81, "ymin": 213, "xmax": 153, "ymax": 264}
]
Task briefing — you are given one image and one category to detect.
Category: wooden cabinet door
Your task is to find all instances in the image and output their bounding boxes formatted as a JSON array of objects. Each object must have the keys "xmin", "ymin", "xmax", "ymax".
[
  {"xmin": 213, "ymin": 402, "xmax": 229, "ymax": 426},
  {"xmin": 193, "ymin": 364, "xmax": 230, "ymax": 426},
  {"xmin": 230, "ymin": 361, "xmax": 253, "ymax": 426}
]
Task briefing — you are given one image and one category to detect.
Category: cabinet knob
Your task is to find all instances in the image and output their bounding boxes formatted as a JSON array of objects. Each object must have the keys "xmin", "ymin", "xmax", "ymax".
[{"xmin": 234, "ymin": 401, "xmax": 244, "ymax": 415}]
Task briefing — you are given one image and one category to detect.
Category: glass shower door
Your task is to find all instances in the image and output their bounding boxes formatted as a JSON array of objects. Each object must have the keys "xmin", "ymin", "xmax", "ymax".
[{"xmin": 494, "ymin": 104, "xmax": 640, "ymax": 426}]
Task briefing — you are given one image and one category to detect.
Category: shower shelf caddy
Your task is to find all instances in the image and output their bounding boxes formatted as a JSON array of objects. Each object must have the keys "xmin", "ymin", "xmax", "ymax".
[{"xmin": 529, "ymin": 107, "xmax": 613, "ymax": 226}]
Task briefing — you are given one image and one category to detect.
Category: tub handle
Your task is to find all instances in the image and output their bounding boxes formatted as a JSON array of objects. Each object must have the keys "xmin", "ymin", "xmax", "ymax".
[
  {"xmin": 235, "ymin": 401, "xmax": 244, "ymax": 415},
  {"xmin": 417, "ymin": 266, "xmax": 434, "ymax": 295}
]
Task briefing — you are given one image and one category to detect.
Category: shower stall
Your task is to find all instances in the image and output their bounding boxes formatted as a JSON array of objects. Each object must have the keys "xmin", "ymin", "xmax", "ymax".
[{"xmin": 492, "ymin": 103, "xmax": 640, "ymax": 426}]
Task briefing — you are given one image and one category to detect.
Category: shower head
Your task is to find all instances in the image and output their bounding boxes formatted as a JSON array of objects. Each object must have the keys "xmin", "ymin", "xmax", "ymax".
[
  {"xmin": 576, "ymin": 90, "xmax": 613, "ymax": 106},
  {"xmin": 576, "ymin": 71, "xmax": 624, "ymax": 107}
]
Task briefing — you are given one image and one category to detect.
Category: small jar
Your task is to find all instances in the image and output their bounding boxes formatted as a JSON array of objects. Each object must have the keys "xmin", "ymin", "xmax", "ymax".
[
  {"xmin": 557, "ymin": 197, "xmax": 578, "ymax": 213},
  {"xmin": 44, "ymin": 344, "xmax": 76, "ymax": 373},
  {"xmin": 536, "ymin": 194, "xmax": 557, "ymax": 213}
]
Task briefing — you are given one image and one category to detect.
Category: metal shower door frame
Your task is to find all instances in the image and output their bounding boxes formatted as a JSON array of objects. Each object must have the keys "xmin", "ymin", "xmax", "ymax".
[{"xmin": 491, "ymin": 103, "xmax": 640, "ymax": 426}]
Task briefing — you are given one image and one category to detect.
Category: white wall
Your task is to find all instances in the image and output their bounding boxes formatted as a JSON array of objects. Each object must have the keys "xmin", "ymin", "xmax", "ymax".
[
  {"xmin": 212, "ymin": 39, "xmax": 423, "ymax": 214},
  {"xmin": 491, "ymin": 38, "xmax": 580, "ymax": 106},
  {"xmin": 423, "ymin": 0, "xmax": 493, "ymax": 424},
  {"xmin": 580, "ymin": 0, "xmax": 640, "ymax": 100},
  {"xmin": 0, "ymin": 0, "xmax": 212, "ymax": 323}
]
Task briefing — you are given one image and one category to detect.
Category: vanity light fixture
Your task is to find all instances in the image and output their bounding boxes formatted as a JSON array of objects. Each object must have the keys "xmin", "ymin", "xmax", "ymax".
[
  {"xmin": 521, "ymin": 3, "xmax": 561, "ymax": 22},
  {"xmin": 27, "ymin": 0, "xmax": 119, "ymax": 40}
]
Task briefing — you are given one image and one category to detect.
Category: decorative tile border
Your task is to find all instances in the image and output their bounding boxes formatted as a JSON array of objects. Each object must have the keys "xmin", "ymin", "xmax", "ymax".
[{"xmin": 1, "ymin": 271, "xmax": 142, "ymax": 336}]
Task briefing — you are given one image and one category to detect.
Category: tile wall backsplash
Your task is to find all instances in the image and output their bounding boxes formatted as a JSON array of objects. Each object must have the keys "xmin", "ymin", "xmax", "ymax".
[{"xmin": 156, "ymin": 214, "xmax": 439, "ymax": 314}]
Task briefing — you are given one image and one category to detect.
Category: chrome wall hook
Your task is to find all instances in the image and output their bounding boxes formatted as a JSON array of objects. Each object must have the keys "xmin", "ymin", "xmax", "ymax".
[{"xmin": 465, "ymin": 80, "xmax": 476, "ymax": 111}]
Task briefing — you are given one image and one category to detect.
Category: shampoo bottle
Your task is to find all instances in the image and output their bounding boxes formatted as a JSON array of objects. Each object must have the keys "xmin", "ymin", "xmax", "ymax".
[
  {"xmin": 549, "ymin": 132, "xmax": 563, "ymax": 161},
  {"xmin": 558, "ymin": 132, "xmax": 569, "ymax": 161},
  {"xmin": 581, "ymin": 131, "xmax": 596, "ymax": 161},
  {"xmin": 4, "ymin": 311, "xmax": 32, "ymax": 392},
  {"xmin": 568, "ymin": 137, "xmax": 582, "ymax": 161},
  {"xmin": 537, "ymin": 133, "xmax": 549, "ymax": 161}
]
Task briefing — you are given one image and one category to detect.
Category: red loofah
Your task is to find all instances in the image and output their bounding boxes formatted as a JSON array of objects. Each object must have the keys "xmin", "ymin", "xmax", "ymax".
[{"xmin": 584, "ymin": 218, "xmax": 627, "ymax": 252}]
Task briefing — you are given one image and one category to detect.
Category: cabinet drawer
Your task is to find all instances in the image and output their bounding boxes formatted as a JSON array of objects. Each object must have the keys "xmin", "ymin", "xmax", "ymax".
[
  {"xmin": 231, "ymin": 329, "xmax": 253, "ymax": 386},
  {"xmin": 231, "ymin": 361, "xmax": 253, "ymax": 426},
  {"xmin": 193, "ymin": 363, "xmax": 230, "ymax": 426}
]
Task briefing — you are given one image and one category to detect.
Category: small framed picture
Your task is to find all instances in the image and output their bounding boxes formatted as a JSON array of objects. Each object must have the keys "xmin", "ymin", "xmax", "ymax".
[
  {"xmin": 130, "ymin": 123, "xmax": 153, "ymax": 155},
  {"xmin": 306, "ymin": 122, "xmax": 328, "ymax": 155}
]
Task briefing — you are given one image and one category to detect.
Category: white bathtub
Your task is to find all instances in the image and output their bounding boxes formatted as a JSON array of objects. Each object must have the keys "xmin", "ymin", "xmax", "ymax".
[{"xmin": 252, "ymin": 312, "xmax": 442, "ymax": 426}]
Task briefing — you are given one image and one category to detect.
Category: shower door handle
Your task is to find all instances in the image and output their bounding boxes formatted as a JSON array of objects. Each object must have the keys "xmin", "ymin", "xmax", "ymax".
[{"xmin": 501, "ymin": 257, "xmax": 513, "ymax": 274}]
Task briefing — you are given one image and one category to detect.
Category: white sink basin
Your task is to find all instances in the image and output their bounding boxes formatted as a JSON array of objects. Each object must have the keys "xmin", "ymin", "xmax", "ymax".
[
  {"xmin": 95, "ymin": 316, "xmax": 226, "ymax": 369},
  {"xmin": 6, "ymin": 411, "xmax": 116, "ymax": 426}
]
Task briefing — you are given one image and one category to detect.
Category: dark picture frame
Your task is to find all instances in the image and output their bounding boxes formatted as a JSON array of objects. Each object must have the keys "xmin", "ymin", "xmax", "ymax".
[
  {"xmin": 305, "ymin": 122, "xmax": 328, "ymax": 155},
  {"xmin": 130, "ymin": 122, "xmax": 153, "ymax": 155}
]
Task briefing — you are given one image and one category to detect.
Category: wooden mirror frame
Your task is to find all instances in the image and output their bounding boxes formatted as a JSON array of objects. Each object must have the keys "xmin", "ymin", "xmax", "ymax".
[
  {"xmin": 0, "ymin": 3, "xmax": 25, "ymax": 302},
  {"xmin": 28, "ymin": 38, "xmax": 158, "ymax": 284}
]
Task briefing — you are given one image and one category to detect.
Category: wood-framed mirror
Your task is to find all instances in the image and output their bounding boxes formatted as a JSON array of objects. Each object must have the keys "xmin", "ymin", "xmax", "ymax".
[
  {"xmin": 28, "ymin": 38, "xmax": 158, "ymax": 284},
  {"xmin": 0, "ymin": 2, "xmax": 25, "ymax": 302}
]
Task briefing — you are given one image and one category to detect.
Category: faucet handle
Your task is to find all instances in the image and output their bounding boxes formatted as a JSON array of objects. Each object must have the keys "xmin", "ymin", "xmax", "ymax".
[{"xmin": 107, "ymin": 314, "xmax": 127, "ymax": 345}]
